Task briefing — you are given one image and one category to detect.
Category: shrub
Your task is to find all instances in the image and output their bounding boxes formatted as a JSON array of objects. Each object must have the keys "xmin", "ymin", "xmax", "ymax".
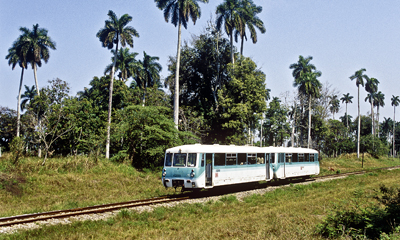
[
  {"xmin": 9, "ymin": 136, "xmax": 24, "ymax": 164},
  {"xmin": 316, "ymin": 185, "xmax": 400, "ymax": 239}
]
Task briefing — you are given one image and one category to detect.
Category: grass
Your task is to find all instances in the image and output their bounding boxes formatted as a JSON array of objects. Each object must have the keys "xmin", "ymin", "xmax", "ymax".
[
  {"xmin": 1, "ymin": 152, "xmax": 400, "ymax": 239},
  {"xmin": 319, "ymin": 153, "xmax": 400, "ymax": 175},
  {"xmin": 3, "ymin": 169, "xmax": 400, "ymax": 239},
  {"xmin": 0, "ymin": 154, "xmax": 175, "ymax": 218}
]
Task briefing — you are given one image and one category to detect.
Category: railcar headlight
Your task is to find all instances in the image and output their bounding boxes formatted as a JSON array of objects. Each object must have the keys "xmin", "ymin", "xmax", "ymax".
[
  {"xmin": 163, "ymin": 169, "xmax": 166, "ymax": 177},
  {"xmin": 190, "ymin": 169, "xmax": 195, "ymax": 177}
]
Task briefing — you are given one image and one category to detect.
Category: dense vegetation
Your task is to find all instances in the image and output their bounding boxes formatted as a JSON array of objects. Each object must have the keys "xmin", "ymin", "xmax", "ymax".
[{"xmin": 1, "ymin": 154, "xmax": 399, "ymax": 239}]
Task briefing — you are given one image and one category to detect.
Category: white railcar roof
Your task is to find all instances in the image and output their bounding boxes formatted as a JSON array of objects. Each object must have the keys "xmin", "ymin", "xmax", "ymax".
[{"xmin": 165, "ymin": 144, "xmax": 318, "ymax": 154}]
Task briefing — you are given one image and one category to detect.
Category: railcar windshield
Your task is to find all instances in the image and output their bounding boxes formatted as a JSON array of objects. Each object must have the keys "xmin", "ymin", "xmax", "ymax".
[
  {"xmin": 188, "ymin": 153, "xmax": 197, "ymax": 167},
  {"xmin": 173, "ymin": 153, "xmax": 187, "ymax": 167},
  {"xmin": 165, "ymin": 153, "xmax": 172, "ymax": 167}
]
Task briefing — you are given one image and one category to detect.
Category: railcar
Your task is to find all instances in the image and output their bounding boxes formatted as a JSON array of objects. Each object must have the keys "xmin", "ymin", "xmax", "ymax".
[{"xmin": 161, "ymin": 144, "xmax": 319, "ymax": 190}]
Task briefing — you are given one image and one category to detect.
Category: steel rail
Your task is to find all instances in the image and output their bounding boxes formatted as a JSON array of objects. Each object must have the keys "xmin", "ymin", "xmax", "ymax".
[{"xmin": 0, "ymin": 196, "xmax": 188, "ymax": 227}]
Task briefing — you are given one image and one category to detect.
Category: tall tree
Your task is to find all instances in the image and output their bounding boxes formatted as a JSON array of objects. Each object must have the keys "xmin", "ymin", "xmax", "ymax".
[
  {"xmin": 96, "ymin": 10, "xmax": 139, "ymax": 159},
  {"xmin": 5, "ymin": 40, "xmax": 29, "ymax": 137},
  {"xmin": 290, "ymin": 55, "xmax": 320, "ymax": 148},
  {"xmin": 365, "ymin": 77, "xmax": 379, "ymax": 135},
  {"xmin": 135, "ymin": 51, "xmax": 162, "ymax": 106},
  {"xmin": 329, "ymin": 95, "xmax": 340, "ymax": 120},
  {"xmin": 155, "ymin": 0, "xmax": 209, "ymax": 129},
  {"xmin": 374, "ymin": 91, "xmax": 385, "ymax": 137},
  {"xmin": 293, "ymin": 70, "xmax": 322, "ymax": 148},
  {"xmin": 104, "ymin": 48, "xmax": 139, "ymax": 82},
  {"xmin": 234, "ymin": 0, "xmax": 265, "ymax": 56},
  {"xmin": 16, "ymin": 24, "xmax": 56, "ymax": 96},
  {"xmin": 216, "ymin": 0, "xmax": 241, "ymax": 64},
  {"xmin": 391, "ymin": 95, "xmax": 400, "ymax": 157},
  {"xmin": 340, "ymin": 93, "xmax": 353, "ymax": 129},
  {"xmin": 350, "ymin": 68, "xmax": 369, "ymax": 158}
]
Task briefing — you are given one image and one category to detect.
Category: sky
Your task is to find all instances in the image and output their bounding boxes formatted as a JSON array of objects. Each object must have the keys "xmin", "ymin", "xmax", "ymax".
[{"xmin": 1, "ymin": 0, "xmax": 400, "ymax": 122}]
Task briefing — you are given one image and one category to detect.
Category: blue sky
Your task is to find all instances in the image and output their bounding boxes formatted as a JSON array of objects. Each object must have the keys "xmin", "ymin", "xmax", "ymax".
[{"xmin": 1, "ymin": 0, "xmax": 400, "ymax": 121}]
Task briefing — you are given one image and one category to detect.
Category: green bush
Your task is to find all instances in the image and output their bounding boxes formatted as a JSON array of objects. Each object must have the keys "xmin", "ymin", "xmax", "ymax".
[
  {"xmin": 316, "ymin": 185, "xmax": 400, "ymax": 239},
  {"xmin": 9, "ymin": 136, "xmax": 25, "ymax": 164}
]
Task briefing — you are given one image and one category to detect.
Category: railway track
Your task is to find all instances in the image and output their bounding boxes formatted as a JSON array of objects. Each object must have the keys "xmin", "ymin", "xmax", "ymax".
[
  {"xmin": 1, "ymin": 165, "xmax": 399, "ymax": 229},
  {"xmin": 0, "ymin": 196, "xmax": 188, "ymax": 228}
]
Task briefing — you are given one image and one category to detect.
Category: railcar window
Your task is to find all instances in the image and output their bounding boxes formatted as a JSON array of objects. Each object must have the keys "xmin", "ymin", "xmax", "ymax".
[
  {"xmin": 214, "ymin": 153, "xmax": 225, "ymax": 166},
  {"xmin": 278, "ymin": 153, "xmax": 285, "ymax": 163},
  {"xmin": 305, "ymin": 153, "xmax": 309, "ymax": 162},
  {"xmin": 309, "ymin": 153, "xmax": 314, "ymax": 162},
  {"xmin": 226, "ymin": 153, "xmax": 237, "ymax": 165},
  {"xmin": 173, "ymin": 153, "xmax": 187, "ymax": 167},
  {"xmin": 298, "ymin": 153, "xmax": 304, "ymax": 162},
  {"xmin": 165, "ymin": 153, "xmax": 172, "ymax": 166},
  {"xmin": 292, "ymin": 153, "xmax": 298, "ymax": 162},
  {"xmin": 285, "ymin": 153, "xmax": 292, "ymax": 163},
  {"xmin": 206, "ymin": 153, "xmax": 213, "ymax": 164},
  {"xmin": 257, "ymin": 153, "xmax": 265, "ymax": 164},
  {"xmin": 201, "ymin": 153, "xmax": 205, "ymax": 167},
  {"xmin": 238, "ymin": 153, "xmax": 246, "ymax": 165},
  {"xmin": 188, "ymin": 153, "xmax": 197, "ymax": 167},
  {"xmin": 248, "ymin": 153, "xmax": 257, "ymax": 164},
  {"xmin": 270, "ymin": 153, "xmax": 275, "ymax": 163}
]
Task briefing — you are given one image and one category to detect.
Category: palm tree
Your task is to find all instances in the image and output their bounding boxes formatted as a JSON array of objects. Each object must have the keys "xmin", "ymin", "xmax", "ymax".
[
  {"xmin": 289, "ymin": 55, "xmax": 316, "ymax": 81},
  {"xmin": 20, "ymin": 85, "xmax": 37, "ymax": 111},
  {"xmin": 17, "ymin": 24, "xmax": 56, "ymax": 96},
  {"xmin": 104, "ymin": 48, "xmax": 140, "ymax": 82},
  {"xmin": 155, "ymin": 0, "xmax": 208, "ymax": 129},
  {"xmin": 350, "ymin": 68, "xmax": 369, "ymax": 158},
  {"xmin": 97, "ymin": 10, "xmax": 139, "ymax": 159},
  {"xmin": 391, "ymin": 95, "xmax": 400, "ymax": 157},
  {"xmin": 340, "ymin": 93, "xmax": 353, "ymax": 129},
  {"xmin": 5, "ymin": 40, "xmax": 29, "ymax": 137},
  {"xmin": 365, "ymin": 77, "xmax": 379, "ymax": 135},
  {"xmin": 329, "ymin": 95, "xmax": 340, "ymax": 120},
  {"xmin": 216, "ymin": 0, "xmax": 242, "ymax": 64},
  {"xmin": 135, "ymin": 51, "xmax": 162, "ymax": 106},
  {"xmin": 290, "ymin": 55, "xmax": 320, "ymax": 148},
  {"xmin": 293, "ymin": 70, "xmax": 322, "ymax": 148},
  {"xmin": 374, "ymin": 91, "xmax": 385, "ymax": 137},
  {"xmin": 234, "ymin": 0, "xmax": 265, "ymax": 56}
]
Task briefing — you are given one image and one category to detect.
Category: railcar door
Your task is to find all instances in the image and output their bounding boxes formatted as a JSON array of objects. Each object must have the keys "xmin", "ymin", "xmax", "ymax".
[
  {"xmin": 265, "ymin": 153, "xmax": 270, "ymax": 179},
  {"xmin": 205, "ymin": 153, "xmax": 213, "ymax": 187}
]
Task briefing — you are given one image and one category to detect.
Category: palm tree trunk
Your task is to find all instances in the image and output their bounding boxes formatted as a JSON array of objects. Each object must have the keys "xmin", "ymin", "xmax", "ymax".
[
  {"xmin": 33, "ymin": 63, "xmax": 42, "ymax": 158},
  {"xmin": 308, "ymin": 96, "xmax": 311, "ymax": 148},
  {"xmin": 106, "ymin": 40, "xmax": 119, "ymax": 159},
  {"xmin": 291, "ymin": 104, "xmax": 296, "ymax": 147},
  {"xmin": 33, "ymin": 64, "xmax": 40, "ymax": 96},
  {"xmin": 394, "ymin": 106, "xmax": 396, "ymax": 158},
  {"xmin": 371, "ymin": 101, "xmax": 374, "ymax": 136},
  {"xmin": 357, "ymin": 86, "xmax": 360, "ymax": 158},
  {"xmin": 174, "ymin": 21, "xmax": 182, "ymax": 129},
  {"xmin": 377, "ymin": 106, "xmax": 380, "ymax": 138},
  {"xmin": 346, "ymin": 103, "xmax": 348, "ymax": 129},
  {"xmin": 230, "ymin": 32, "xmax": 234, "ymax": 65},
  {"xmin": 240, "ymin": 35, "xmax": 244, "ymax": 56},
  {"xmin": 17, "ymin": 68, "xmax": 24, "ymax": 137}
]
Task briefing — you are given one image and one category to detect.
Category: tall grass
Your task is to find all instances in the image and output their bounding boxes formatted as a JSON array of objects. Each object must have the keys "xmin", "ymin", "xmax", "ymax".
[{"xmin": 4, "ymin": 169, "xmax": 399, "ymax": 239}]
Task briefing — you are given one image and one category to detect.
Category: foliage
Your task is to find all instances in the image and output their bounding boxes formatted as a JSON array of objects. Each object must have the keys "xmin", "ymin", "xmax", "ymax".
[
  {"xmin": 316, "ymin": 185, "xmax": 400, "ymax": 239},
  {"xmin": 263, "ymin": 97, "xmax": 290, "ymax": 146},
  {"xmin": 360, "ymin": 134, "xmax": 389, "ymax": 157},
  {"xmin": 9, "ymin": 136, "xmax": 24, "ymax": 164},
  {"xmin": 218, "ymin": 57, "xmax": 268, "ymax": 144},
  {"xmin": 0, "ymin": 106, "xmax": 17, "ymax": 151},
  {"xmin": 116, "ymin": 105, "xmax": 197, "ymax": 169}
]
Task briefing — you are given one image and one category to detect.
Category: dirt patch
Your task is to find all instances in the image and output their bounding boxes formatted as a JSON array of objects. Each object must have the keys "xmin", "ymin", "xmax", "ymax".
[{"xmin": 0, "ymin": 173, "xmax": 26, "ymax": 197}]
